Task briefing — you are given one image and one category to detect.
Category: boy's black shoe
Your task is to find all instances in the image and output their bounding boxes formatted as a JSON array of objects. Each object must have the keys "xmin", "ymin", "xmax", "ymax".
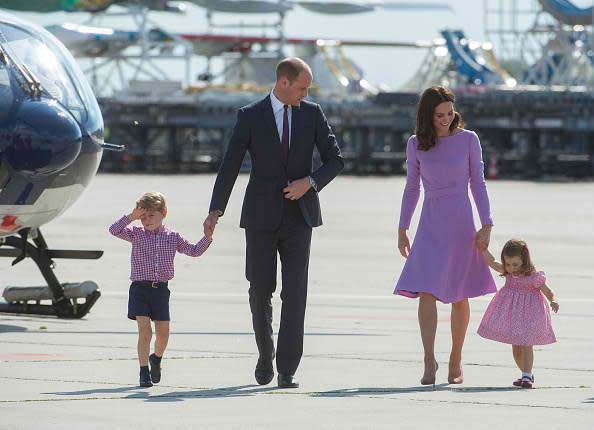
[
  {"xmin": 140, "ymin": 366, "xmax": 153, "ymax": 388},
  {"xmin": 149, "ymin": 353, "xmax": 162, "ymax": 384}
]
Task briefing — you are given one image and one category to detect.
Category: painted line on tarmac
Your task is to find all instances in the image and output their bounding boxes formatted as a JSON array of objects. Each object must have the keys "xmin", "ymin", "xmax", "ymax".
[
  {"xmin": 1, "ymin": 351, "xmax": 592, "ymax": 374},
  {"xmin": 99, "ymin": 291, "xmax": 594, "ymax": 303}
]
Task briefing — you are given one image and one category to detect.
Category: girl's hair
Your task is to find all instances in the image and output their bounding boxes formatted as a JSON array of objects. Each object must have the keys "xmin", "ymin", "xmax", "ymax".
[
  {"xmin": 415, "ymin": 86, "xmax": 464, "ymax": 151},
  {"xmin": 501, "ymin": 239, "xmax": 535, "ymax": 276},
  {"xmin": 136, "ymin": 191, "xmax": 166, "ymax": 213}
]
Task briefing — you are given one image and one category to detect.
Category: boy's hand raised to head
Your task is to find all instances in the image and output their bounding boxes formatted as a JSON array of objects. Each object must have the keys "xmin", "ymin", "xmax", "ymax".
[{"xmin": 130, "ymin": 207, "xmax": 146, "ymax": 221}]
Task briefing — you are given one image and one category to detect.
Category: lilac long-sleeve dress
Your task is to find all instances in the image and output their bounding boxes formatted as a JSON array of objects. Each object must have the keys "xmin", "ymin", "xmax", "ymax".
[{"xmin": 394, "ymin": 129, "xmax": 496, "ymax": 303}]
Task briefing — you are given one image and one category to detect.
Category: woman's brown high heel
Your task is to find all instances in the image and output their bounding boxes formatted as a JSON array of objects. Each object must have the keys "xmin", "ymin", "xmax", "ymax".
[
  {"xmin": 447, "ymin": 364, "xmax": 464, "ymax": 384},
  {"xmin": 420, "ymin": 361, "xmax": 439, "ymax": 385}
]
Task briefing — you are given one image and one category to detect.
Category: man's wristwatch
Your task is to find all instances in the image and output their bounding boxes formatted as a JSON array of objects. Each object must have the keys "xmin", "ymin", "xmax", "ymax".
[{"xmin": 308, "ymin": 176, "xmax": 318, "ymax": 192}]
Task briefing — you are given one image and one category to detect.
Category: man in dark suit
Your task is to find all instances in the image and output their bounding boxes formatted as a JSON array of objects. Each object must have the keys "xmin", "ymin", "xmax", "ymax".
[{"xmin": 203, "ymin": 57, "xmax": 343, "ymax": 388}]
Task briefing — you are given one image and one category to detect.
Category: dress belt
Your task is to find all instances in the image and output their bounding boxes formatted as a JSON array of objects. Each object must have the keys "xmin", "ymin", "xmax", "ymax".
[
  {"xmin": 132, "ymin": 280, "xmax": 169, "ymax": 288},
  {"xmin": 424, "ymin": 184, "xmax": 468, "ymax": 198}
]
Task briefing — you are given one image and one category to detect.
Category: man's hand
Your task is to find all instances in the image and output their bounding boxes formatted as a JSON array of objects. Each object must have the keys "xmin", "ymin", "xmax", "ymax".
[
  {"xmin": 397, "ymin": 228, "xmax": 411, "ymax": 258},
  {"xmin": 203, "ymin": 211, "xmax": 220, "ymax": 240},
  {"xmin": 283, "ymin": 177, "xmax": 311, "ymax": 200},
  {"xmin": 130, "ymin": 207, "xmax": 145, "ymax": 221},
  {"xmin": 475, "ymin": 225, "xmax": 492, "ymax": 251}
]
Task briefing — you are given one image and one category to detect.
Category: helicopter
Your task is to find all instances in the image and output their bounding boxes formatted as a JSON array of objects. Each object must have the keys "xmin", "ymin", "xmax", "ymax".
[{"xmin": 0, "ymin": 11, "xmax": 122, "ymax": 318}]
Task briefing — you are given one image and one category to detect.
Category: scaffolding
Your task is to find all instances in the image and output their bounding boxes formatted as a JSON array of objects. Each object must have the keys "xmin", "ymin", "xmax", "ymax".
[
  {"xmin": 483, "ymin": 0, "xmax": 594, "ymax": 87},
  {"xmin": 80, "ymin": 5, "xmax": 193, "ymax": 97}
]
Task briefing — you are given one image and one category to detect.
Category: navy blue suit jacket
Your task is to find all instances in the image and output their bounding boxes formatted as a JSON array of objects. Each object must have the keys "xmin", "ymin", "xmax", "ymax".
[{"xmin": 209, "ymin": 95, "xmax": 344, "ymax": 230}]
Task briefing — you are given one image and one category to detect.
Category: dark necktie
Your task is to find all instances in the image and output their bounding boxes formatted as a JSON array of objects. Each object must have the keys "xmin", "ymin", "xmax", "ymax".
[{"xmin": 281, "ymin": 104, "xmax": 289, "ymax": 164}]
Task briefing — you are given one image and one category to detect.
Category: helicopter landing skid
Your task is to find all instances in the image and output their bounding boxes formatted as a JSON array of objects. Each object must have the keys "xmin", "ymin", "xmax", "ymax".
[{"xmin": 0, "ymin": 228, "xmax": 102, "ymax": 319}]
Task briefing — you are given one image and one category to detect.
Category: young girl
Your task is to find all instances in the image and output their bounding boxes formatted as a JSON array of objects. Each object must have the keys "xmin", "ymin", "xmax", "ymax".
[{"xmin": 478, "ymin": 239, "xmax": 559, "ymax": 389}]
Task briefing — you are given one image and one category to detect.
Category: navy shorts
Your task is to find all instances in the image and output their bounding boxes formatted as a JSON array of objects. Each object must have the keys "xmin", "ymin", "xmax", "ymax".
[{"xmin": 127, "ymin": 281, "xmax": 171, "ymax": 321}]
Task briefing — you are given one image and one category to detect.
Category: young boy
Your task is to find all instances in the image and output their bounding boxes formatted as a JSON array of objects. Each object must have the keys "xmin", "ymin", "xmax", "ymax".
[{"xmin": 109, "ymin": 191, "xmax": 212, "ymax": 387}]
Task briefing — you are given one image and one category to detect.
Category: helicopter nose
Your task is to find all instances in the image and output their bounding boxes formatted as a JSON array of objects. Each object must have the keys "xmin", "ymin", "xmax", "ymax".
[{"xmin": 2, "ymin": 98, "xmax": 82, "ymax": 176}]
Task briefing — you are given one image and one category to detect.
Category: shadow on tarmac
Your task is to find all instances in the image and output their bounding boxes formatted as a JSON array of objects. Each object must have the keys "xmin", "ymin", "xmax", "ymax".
[
  {"xmin": 312, "ymin": 384, "xmax": 521, "ymax": 396},
  {"xmin": 47, "ymin": 384, "xmax": 282, "ymax": 402},
  {"xmin": 0, "ymin": 324, "xmax": 27, "ymax": 333},
  {"xmin": 142, "ymin": 385, "xmax": 281, "ymax": 402}
]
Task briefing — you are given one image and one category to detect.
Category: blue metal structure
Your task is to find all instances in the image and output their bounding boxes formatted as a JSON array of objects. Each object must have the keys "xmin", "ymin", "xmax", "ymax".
[
  {"xmin": 538, "ymin": 0, "xmax": 594, "ymax": 26},
  {"xmin": 441, "ymin": 29, "xmax": 502, "ymax": 85}
]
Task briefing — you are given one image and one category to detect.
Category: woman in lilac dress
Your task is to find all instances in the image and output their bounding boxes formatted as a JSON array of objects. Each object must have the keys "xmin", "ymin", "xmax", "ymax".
[{"xmin": 395, "ymin": 86, "xmax": 496, "ymax": 385}]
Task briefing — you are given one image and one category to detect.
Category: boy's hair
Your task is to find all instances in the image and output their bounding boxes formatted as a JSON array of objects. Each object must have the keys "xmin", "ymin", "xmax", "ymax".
[
  {"xmin": 136, "ymin": 191, "xmax": 166, "ymax": 213},
  {"xmin": 501, "ymin": 239, "xmax": 535, "ymax": 276}
]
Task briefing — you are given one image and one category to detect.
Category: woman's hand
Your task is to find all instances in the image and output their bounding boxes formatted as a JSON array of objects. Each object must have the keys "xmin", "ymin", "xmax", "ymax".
[
  {"xmin": 398, "ymin": 228, "xmax": 411, "ymax": 258},
  {"xmin": 475, "ymin": 225, "xmax": 492, "ymax": 251}
]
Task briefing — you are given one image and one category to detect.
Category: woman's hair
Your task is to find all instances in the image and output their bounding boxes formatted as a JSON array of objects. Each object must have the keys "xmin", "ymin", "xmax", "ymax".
[
  {"xmin": 136, "ymin": 191, "xmax": 166, "ymax": 213},
  {"xmin": 500, "ymin": 239, "xmax": 535, "ymax": 276},
  {"xmin": 415, "ymin": 86, "xmax": 464, "ymax": 151}
]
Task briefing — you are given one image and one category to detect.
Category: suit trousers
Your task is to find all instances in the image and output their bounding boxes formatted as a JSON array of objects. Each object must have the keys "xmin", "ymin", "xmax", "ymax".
[{"xmin": 245, "ymin": 199, "xmax": 312, "ymax": 375}]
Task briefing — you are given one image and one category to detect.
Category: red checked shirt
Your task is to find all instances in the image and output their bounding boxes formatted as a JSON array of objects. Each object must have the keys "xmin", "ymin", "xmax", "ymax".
[{"xmin": 109, "ymin": 215, "xmax": 212, "ymax": 282}]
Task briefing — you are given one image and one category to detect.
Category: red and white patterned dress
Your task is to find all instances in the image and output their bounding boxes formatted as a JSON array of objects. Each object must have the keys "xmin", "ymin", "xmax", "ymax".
[{"xmin": 478, "ymin": 271, "xmax": 556, "ymax": 345}]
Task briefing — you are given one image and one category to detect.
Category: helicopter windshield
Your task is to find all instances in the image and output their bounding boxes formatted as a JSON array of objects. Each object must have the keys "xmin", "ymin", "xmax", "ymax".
[
  {"xmin": 36, "ymin": 23, "xmax": 103, "ymax": 132},
  {"xmin": 0, "ymin": 22, "xmax": 87, "ymax": 124},
  {"xmin": 0, "ymin": 60, "xmax": 12, "ymax": 123}
]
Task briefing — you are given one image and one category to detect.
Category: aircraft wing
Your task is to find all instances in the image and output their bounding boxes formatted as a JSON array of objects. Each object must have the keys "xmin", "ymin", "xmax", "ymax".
[
  {"xmin": 190, "ymin": 0, "xmax": 451, "ymax": 14},
  {"xmin": 45, "ymin": 23, "xmax": 139, "ymax": 57},
  {"xmin": 0, "ymin": 0, "xmax": 117, "ymax": 12},
  {"xmin": 46, "ymin": 19, "xmax": 438, "ymax": 58},
  {"xmin": 180, "ymin": 33, "xmax": 437, "ymax": 56},
  {"xmin": 190, "ymin": 0, "xmax": 292, "ymax": 14},
  {"xmin": 296, "ymin": 1, "xmax": 452, "ymax": 14},
  {"xmin": 0, "ymin": 0, "xmax": 449, "ymax": 14},
  {"xmin": 0, "ymin": 0, "xmax": 185, "ymax": 13},
  {"xmin": 374, "ymin": 1, "xmax": 452, "ymax": 11}
]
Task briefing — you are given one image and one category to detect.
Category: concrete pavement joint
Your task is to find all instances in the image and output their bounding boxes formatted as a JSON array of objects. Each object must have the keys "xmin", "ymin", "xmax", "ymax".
[
  {"xmin": 316, "ymin": 355, "xmax": 594, "ymax": 373},
  {"xmin": 0, "ymin": 355, "xmax": 246, "ymax": 363},
  {"xmin": 0, "ymin": 375, "xmax": 210, "ymax": 390}
]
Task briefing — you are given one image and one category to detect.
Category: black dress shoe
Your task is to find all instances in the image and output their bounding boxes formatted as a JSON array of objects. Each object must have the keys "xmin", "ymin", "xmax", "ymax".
[
  {"xmin": 149, "ymin": 353, "xmax": 161, "ymax": 384},
  {"xmin": 255, "ymin": 358, "xmax": 274, "ymax": 385},
  {"xmin": 277, "ymin": 373, "xmax": 299, "ymax": 388}
]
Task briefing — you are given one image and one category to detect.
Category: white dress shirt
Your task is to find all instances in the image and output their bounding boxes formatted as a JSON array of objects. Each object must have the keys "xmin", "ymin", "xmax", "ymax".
[
  {"xmin": 270, "ymin": 90, "xmax": 291, "ymax": 146},
  {"xmin": 269, "ymin": 91, "xmax": 317, "ymax": 191}
]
